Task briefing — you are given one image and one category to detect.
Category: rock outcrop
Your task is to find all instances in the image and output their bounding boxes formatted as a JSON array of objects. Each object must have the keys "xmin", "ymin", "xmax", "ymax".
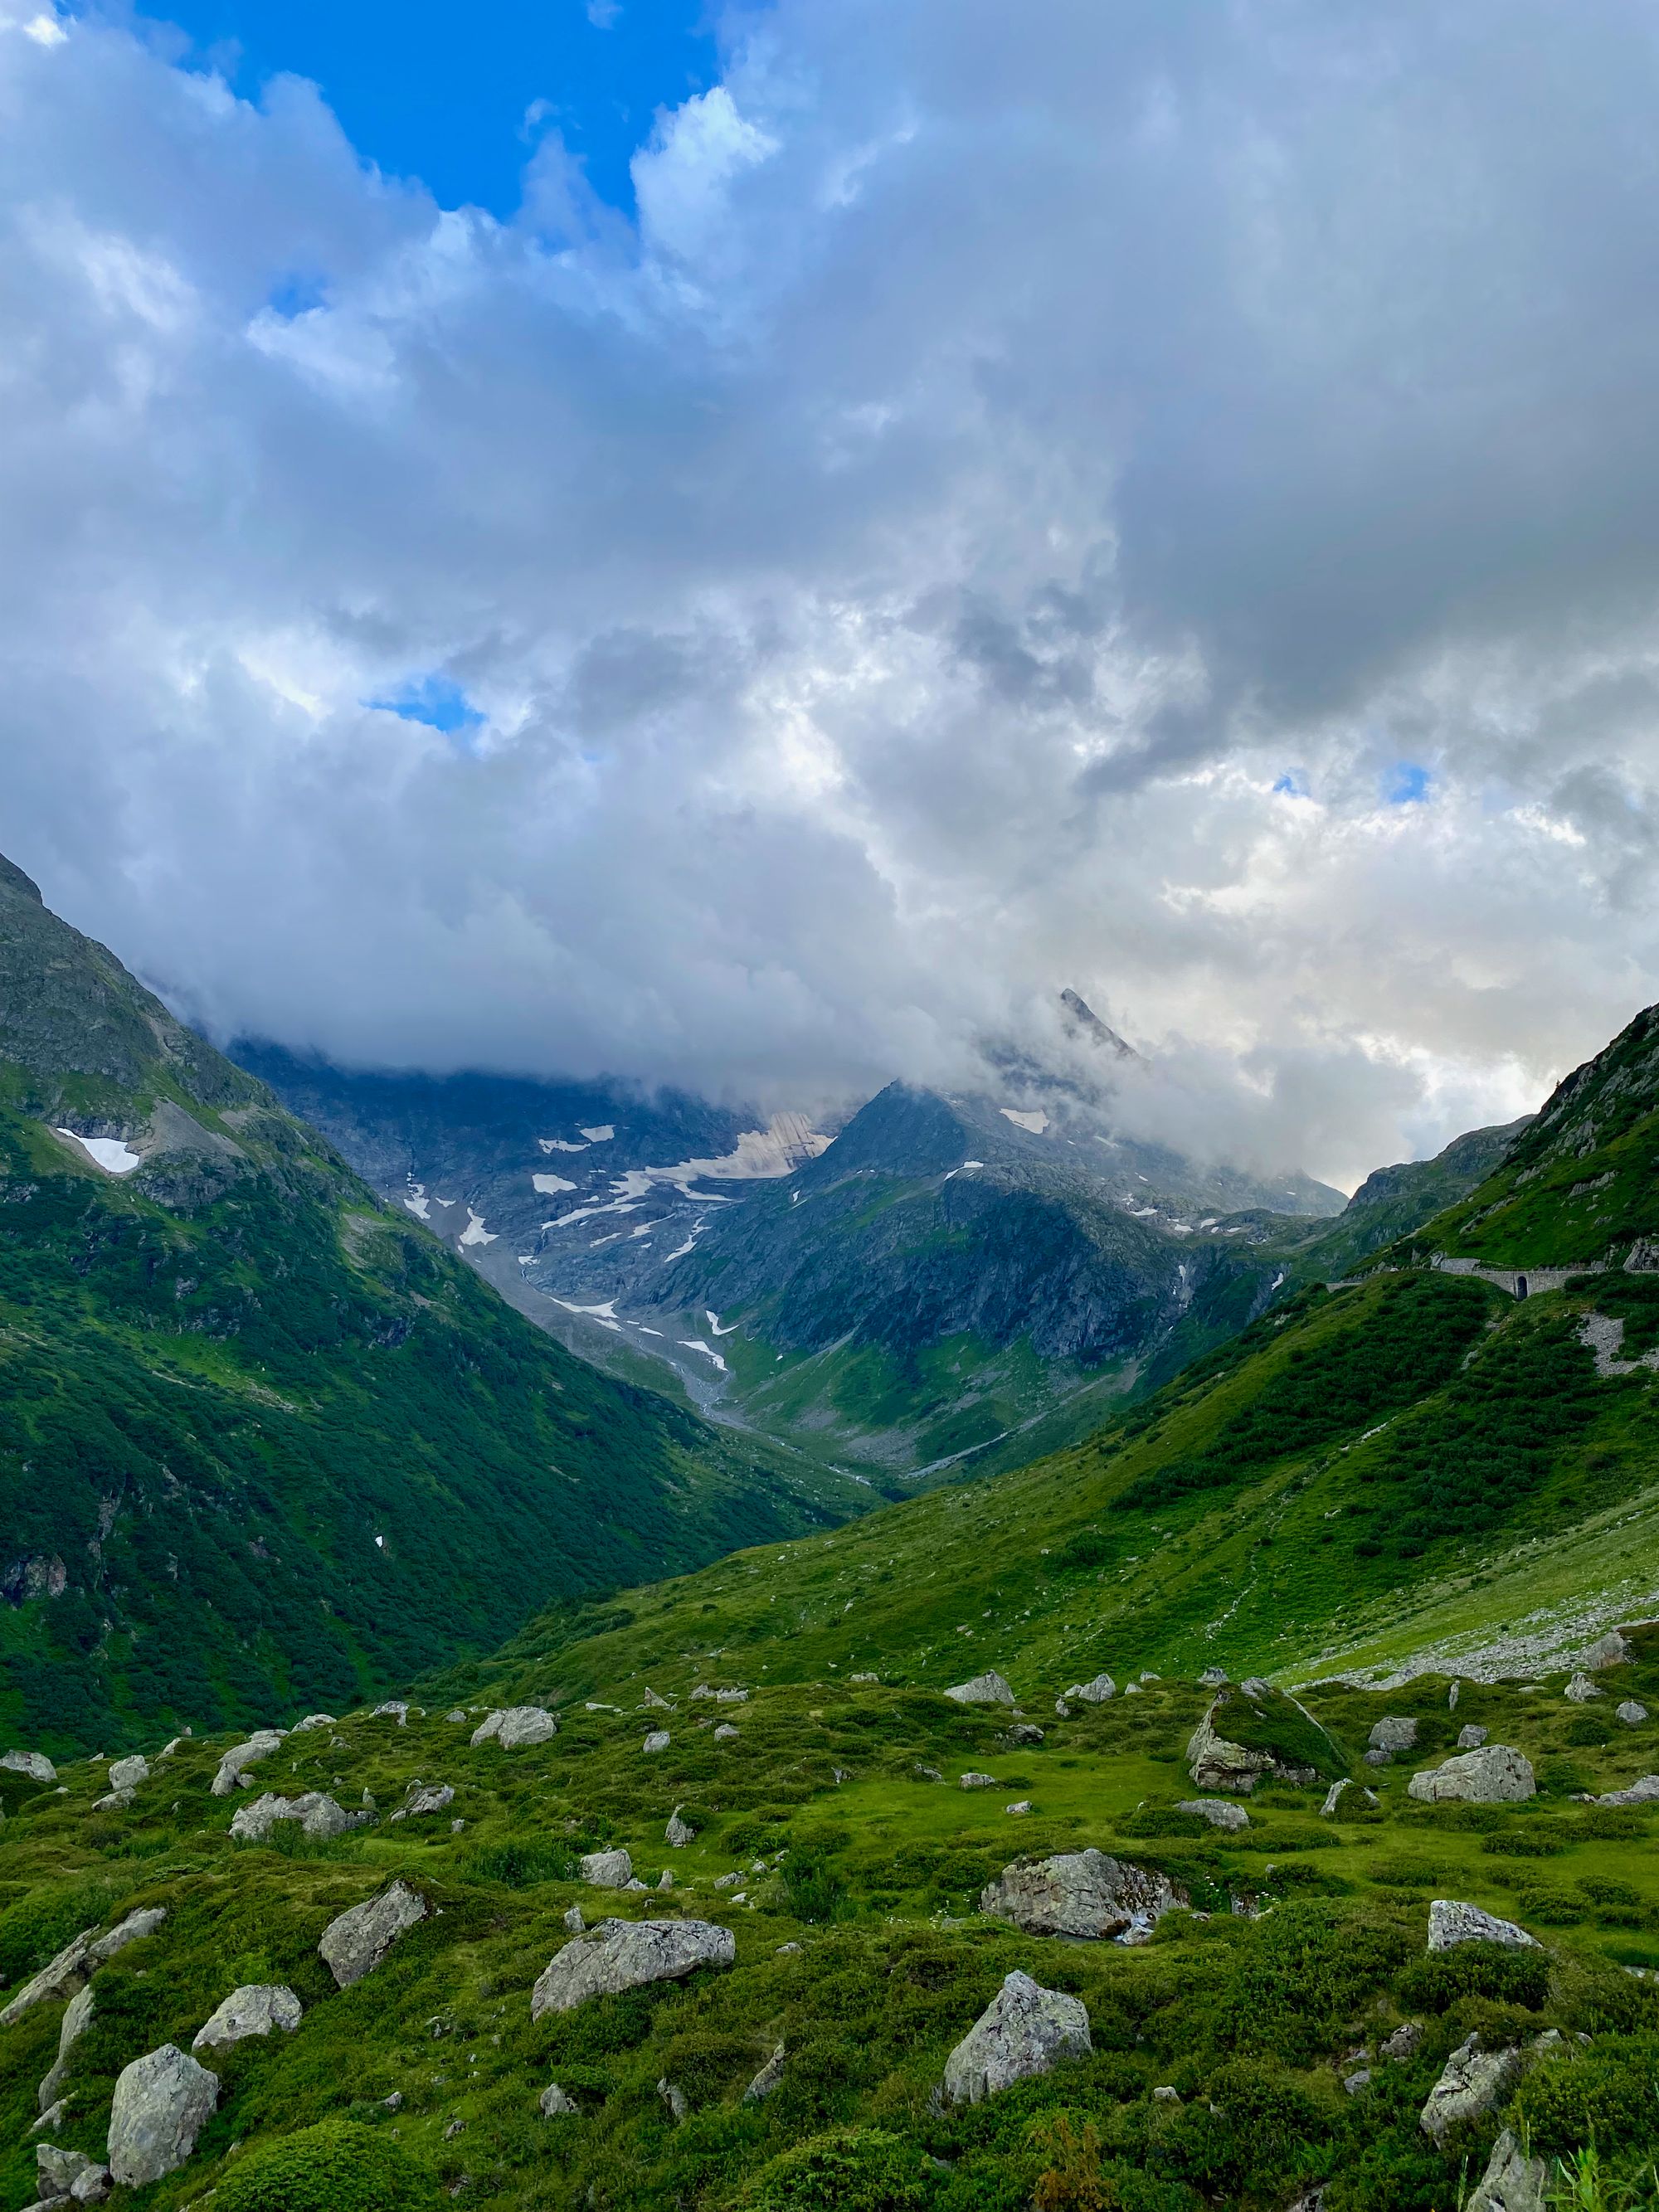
[
  {"xmin": 1367, "ymin": 1717, "xmax": 1418, "ymax": 1757},
  {"xmin": 36, "ymin": 2144, "xmax": 108, "ymax": 2203},
  {"xmin": 1408, "ymin": 1745, "xmax": 1535, "ymax": 1804},
  {"xmin": 210, "ymin": 1731, "xmax": 285, "ymax": 1796},
  {"xmin": 1428, "ymin": 1900, "xmax": 1540, "ymax": 1952},
  {"xmin": 941, "ymin": 1970, "xmax": 1092, "ymax": 2105},
  {"xmin": 944, "ymin": 1671, "xmax": 1015, "ymax": 1707},
  {"xmin": 1457, "ymin": 1724, "xmax": 1491, "ymax": 1749},
  {"xmin": 540, "ymin": 2081, "xmax": 579, "ymax": 2117},
  {"xmin": 392, "ymin": 1783, "xmax": 455, "ymax": 1821},
  {"xmin": 469, "ymin": 1706, "xmax": 558, "ymax": 1748},
  {"xmin": 644, "ymin": 1729, "xmax": 672, "ymax": 1753},
  {"xmin": 665, "ymin": 1806, "xmax": 694, "ymax": 1848},
  {"xmin": 229, "ymin": 1791, "xmax": 358, "ymax": 1843},
  {"xmin": 531, "ymin": 1919, "xmax": 736, "ymax": 2017},
  {"xmin": 319, "ymin": 1880, "xmax": 428, "ymax": 1988},
  {"xmin": 1593, "ymin": 1772, "xmax": 1659, "ymax": 1806},
  {"xmin": 106, "ymin": 2044, "xmax": 219, "ymax": 2186},
  {"xmin": 37, "ymin": 1983, "xmax": 95, "ymax": 2112},
  {"xmin": 192, "ymin": 1984, "xmax": 303, "ymax": 2050},
  {"xmin": 1185, "ymin": 1691, "xmax": 1316, "ymax": 1792},
  {"xmin": 1418, "ymin": 2034, "xmax": 1523, "ymax": 2140},
  {"xmin": 1467, "ymin": 2127, "xmax": 1549, "ymax": 2212},
  {"xmin": 980, "ymin": 1848, "xmax": 1183, "ymax": 1941},
  {"xmin": 0, "ymin": 1908, "xmax": 167, "ymax": 2027},
  {"xmin": 107, "ymin": 1756, "xmax": 148, "ymax": 1794},
  {"xmin": 1617, "ymin": 1700, "xmax": 1649, "ymax": 1726},
  {"xmin": 1564, "ymin": 1673, "xmax": 1600, "ymax": 1704}
]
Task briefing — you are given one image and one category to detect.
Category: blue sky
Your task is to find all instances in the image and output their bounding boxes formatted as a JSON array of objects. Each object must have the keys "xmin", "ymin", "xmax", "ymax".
[{"xmin": 127, "ymin": 0, "xmax": 720, "ymax": 215}]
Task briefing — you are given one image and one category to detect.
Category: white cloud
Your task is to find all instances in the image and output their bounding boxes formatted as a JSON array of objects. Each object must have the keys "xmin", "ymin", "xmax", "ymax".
[{"xmin": 1, "ymin": 2, "xmax": 1658, "ymax": 1188}]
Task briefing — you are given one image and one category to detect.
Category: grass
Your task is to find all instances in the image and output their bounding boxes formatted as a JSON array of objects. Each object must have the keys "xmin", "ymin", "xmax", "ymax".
[{"xmin": 2, "ymin": 1658, "xmax": 1657, "ymax": 2211}]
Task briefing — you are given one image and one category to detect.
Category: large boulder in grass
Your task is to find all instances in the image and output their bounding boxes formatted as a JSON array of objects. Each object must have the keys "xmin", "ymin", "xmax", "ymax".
[
  {"xmin": 318, "ymin": 1881, "xmax": 428, "ymax": 1988},
  {"xmin": 1185, "ymin": 1689, "xmax": 1321, "ymax": 1793},
  {"xmin": 1367, "ymin": 1716, "xmax": 1418, "ymax": 1756},
  {"xmin": 1428, "ymin": 1900, "xmax": 1541, "ymax": 1953},
  {"xmin": 230, "ymin": 1791, "xmax": 360, "ymax": 1843},
  {"xmin": 1407, "ymin": 1745, "xmax": 1535, "ymax": 1805},
  {"xmin": 192, "ymin": 1984, "xmax": 303, "ymax": 2051},
  {"xmin": 941, "ymin": 1971, "xmax": 1092, "ymax": 2105},
  {"xmin": 470, "ymin": 1705, "xmax": 558, "ymax": 1748},
  {"xmin": 579, "ymin": 1849, "xmax": 634, "ymax": 1889},
  {"xmin": 107, "ymin": 2044, "xmax": 219, "ymax": 2186},
  {"xmin": 943, "ymin": 1672, "xmax": 1015, "ymax": 1707},
  {"xmin": 1467, "ymin": 2128, "xmax": 1549, "ymax": 2212},
  {"xmin": 1418, "ymin": 2034, "xmax": 1523, "ymax": 2140},
  {"xmin": 980, "ymin": 1849, "xmax": 1184, "ymax": 1942},
  {"xmin": 1594, "ymin": 1772, "xmax": 1659, "ymax": 1806},
  {"xmin": 531, "ymin": 1919, "xmax": 735, "ymax": 2017}
]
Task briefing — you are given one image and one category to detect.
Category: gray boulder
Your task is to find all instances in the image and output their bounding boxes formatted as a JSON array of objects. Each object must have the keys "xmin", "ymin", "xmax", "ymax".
[
  {"xmin": 1467, "ymin": 2127, "xmax": 1548, "ymax": 2212},
  {"xmin": 1177, "ymin": 1798, "xmax": 1249, "ymax": 1831},
  {"xmin": 1368, "ymin": 1717, "xmax": 1418, "ymax": 1755},
  {"xmin": 392, "ymin": 1783, "xmax": 455, "ymax": 1821},
  {"xmin": 658, "ymin": 2078, "xmax": 689, "ymax": 2122},
  {"xmin": 0, "ymin": 1750, "xmax": 56, "ymax": 1783},
  {"xmin": 210, "ymin": 1730, "xmax": 285, "ymax": 1796},
  {"xmin": 229, "ymin": 1791, "xmax": 358, "ymax": 1842},
  {"xmin": 945, "ymin": 1671, "xmax": 1015, "ymax": 1707},
  {"xmin": 372, "ymin": 1700, "xmax": 411, "ymax": 1723},
  {"xmin": 1580, "ymin": 1629, "xmax": 1632, "ymax": 1670},
  {"xmin": 532, "ymin": 1919, "xmax": 735, "ymax": 2017},
  {"xmin": 107, "ymin": 1756, "xmax": 148, "ymax": 1794},
  {"xmin": 1199, "ymin": 1667, "xmax": 1228, "ymax": 1688},
  {"xmin": 1065, "ymin": 1674, "xmax": 1117, "ymax": 1704},
  {"xmin": 38, "ymin": 1983, "xmax": 95, "ymax": 2112},
  {"xmin": 469, "ymin": 1705, "xmax": 558, "ymax": 1748},
  {"xmin": 665, "ymin": 1806, "xmax": 694, "ymax": 1848},
  {"xmin": 1005, "ymin": 1723, "xmax": 1045, "ymax": 1745},
  {"xmin": 941, "ymin": 1970, "xmax": 1092, "ymax": 2105},
  {"xmin": 290, "ymin": 1713, "xmax": 336, "ymax": 1732},
  {"xmin": 319, "ymin": 1879, "xmax": 428, "ymax": 1988},
  {"xmin": 1428, "ymin": 1899, "xmax": 1540, "ymax": 1953},
  {"xmin": 580, "ymin": 1848, "xmax": 634, "ymax": 1888},
  {"xmin": 1408, "ymin": 1745, "xmax": 1535, "ymax": 1804},
  {"xmin": 106, "ymin": 2044, "xmax": 219, "ymax": 2185},
  {"xmin": 36, "ymin": 2147, "xmax": 100, "ymax": 2199},
  {"xmin": 1457, "ymin": 1724, "xmax": 1491, "ymax": 1749},
  {"xmin": 1418, "ymin": 2034, "xmax": 1523, "ymax": 2140},
  {"xmin": 1379, "ymin": 2020, "xmax": 1423, "ymax": 2060},
  {"xmin": 1617, "ymin": 1700, "xmax": 1648, "ymax": 1726},
  {"xmin": 645, "ymin": 1729, "xmax": 673, "ymax": 1753},
  {"xmin": 641, "ymin": 1687, "xmax": 672, "ymax": 1709},
  {"xmin": 192, "ymin": 1984, "xmax": 303, "ymax": 2050},
  {"xmin": 959, "ymin": 1772, "xmax": 998, "ymax": 1790},
  {"xmin": 539, "ymin": 2081, "xmax": 579, "ymax": 2117},
  {"xmin": 1592, "ymin": 1772, "xmax": 1659, "ymax": 1806},
  {"xmin": 1564, "ymin": 1673, "xmax": 1600, "ymax": 1704},
  {"xmin": 980, "ymin": 1848, "xmax": 1183, "ymax": 1941},
  {"xmin": 712, "ymin": 1724, "xmax": 737, "ymax": 1742}
]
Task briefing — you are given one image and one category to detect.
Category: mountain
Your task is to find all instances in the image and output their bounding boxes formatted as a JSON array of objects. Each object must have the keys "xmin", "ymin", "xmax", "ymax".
[
  {"xmin": 0, "ymin": 858, "xmax": 865, "ymax": 1757},
  {"xmin": 5, "ymin": 1015, "xmax": 1657, "ymax": 2210},
  {"xmin": 240, "ymin": 999, "xmax": 1345, "ymax": 1486},
  {"xmin": 1242, "ymin": 1115, "xmax": 1536, "ymax": 1287}
]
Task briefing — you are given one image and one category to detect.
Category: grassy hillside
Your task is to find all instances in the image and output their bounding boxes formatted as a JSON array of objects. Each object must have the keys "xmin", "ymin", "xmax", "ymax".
[
  {"xmin": 2, "ymin": 1642, "xmax": 1656, "ymax": 2212},
  {"xmin": 1408, "ymin": 1003, "xmax": 1659, "ymax": 1264},
  {"xmin": 455, "ymin": 1266, "xmax": 1659, "ymax": 1709},
  {"xmin": 0, "ymin": 859, "xmax": 864, "ymax": 1758}
]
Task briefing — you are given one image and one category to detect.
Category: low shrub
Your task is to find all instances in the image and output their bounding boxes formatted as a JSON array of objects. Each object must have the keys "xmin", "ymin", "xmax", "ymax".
[
  {"xmin": 211, "ymin": 2120, "xmax": 443, "ymax": 2212},
  {"xmin": 738, "ymin": 2126, "xmax": 933, "ymax": 2211}
]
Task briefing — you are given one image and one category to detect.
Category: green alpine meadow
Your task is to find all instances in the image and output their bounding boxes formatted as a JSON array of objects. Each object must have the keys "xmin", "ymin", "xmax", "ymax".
[{"xmin": 2, "ymin": 865, "xmax": 1659, "ymax": 2209}]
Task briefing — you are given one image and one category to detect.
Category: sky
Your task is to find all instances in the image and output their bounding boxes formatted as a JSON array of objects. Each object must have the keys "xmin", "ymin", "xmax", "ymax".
[{"xmin": 4, "ymin": 0, "xmax": 1659, "ymax": 1188}]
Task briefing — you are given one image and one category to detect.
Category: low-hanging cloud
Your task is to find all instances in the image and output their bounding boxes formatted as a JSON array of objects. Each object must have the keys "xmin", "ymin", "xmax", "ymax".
[{"xmin": 2, "ymin": 0, "xmax": 1658, "ymax": 1187}]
